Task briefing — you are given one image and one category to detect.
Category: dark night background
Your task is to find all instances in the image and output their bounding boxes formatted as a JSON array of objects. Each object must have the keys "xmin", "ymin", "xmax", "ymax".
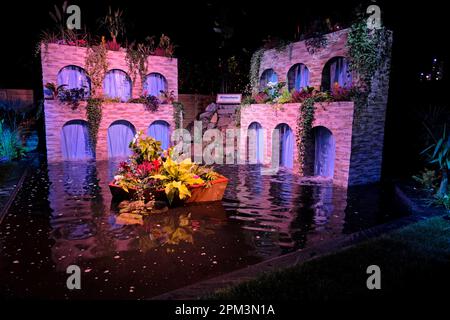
[{"xmin": 0, "ymin": 0, "xmax": 448, "ymax": 181}]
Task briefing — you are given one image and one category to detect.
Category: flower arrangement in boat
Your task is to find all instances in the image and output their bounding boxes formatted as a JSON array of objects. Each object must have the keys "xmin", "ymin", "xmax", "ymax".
[{"xmin": 111, "ymin": 131, "xmax": 227, "ymax": 205}]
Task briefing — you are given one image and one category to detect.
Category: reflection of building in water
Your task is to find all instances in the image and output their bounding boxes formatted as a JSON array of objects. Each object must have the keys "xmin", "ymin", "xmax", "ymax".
[
  {"xmin": 47, "ymin": 161, "xmax": 134, "ymax": 270},
  {"xmin": 232, "ymin": 166, "xmax": 300, "ymax": 257},
  {"xmin": 233, "ymin": 165, "xmax": 348, "ymax": 254},
  {"xmin": 47, "ymin": 161, "xmax": 254, "ymax": 272},
  {"xmin": 296, "ymin": 185, "xmax": 347, "ymax": 247}
]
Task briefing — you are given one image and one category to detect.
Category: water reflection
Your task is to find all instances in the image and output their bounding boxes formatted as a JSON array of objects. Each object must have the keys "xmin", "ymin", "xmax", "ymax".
[{"xmin": 0, "ymin": 159, "xmax": 407, "ymax": 299}]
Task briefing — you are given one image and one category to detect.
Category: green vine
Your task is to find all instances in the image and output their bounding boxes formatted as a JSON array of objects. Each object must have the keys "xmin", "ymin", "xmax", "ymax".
[
  {"xmin": 249, "ymin": 48, "xmax": 265, "ymax": 94},
  {"xmin": 172, "ymin": 101, "xmax": 185, "ymax": 129},
  {"xmin": 294, "ymin": 88, "xmax": 332, "ymax": 175},
  {"xmin": 347, "ymin": 20, "xmax": 390, "ymax": 96},
  {"xmin": 347, "ymin": 19, "xmax": 392, "ymax": 120},
  {"xmin": 296, "ymin": 98, "xmax": 315, "ymax": 175},
  {"xmin": 305, "ymin": 34, "xmax": 328, "ymax": 55},
  {"xmin": 125, "ymin": 39, "xmax": 153, "ymax": 83},
  {"xmin": 85, "ymin": 38, "xmax": 109, "ymax": 97},
  {"xmin": 86, "ymin": 98, "xmax": 103, "ymax": 152}
]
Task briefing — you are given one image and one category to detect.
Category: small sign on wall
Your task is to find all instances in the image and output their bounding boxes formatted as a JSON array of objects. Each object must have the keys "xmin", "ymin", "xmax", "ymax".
[{"xmin": 216, "ymin": 93, "xmax": 242, "ymax": 104}]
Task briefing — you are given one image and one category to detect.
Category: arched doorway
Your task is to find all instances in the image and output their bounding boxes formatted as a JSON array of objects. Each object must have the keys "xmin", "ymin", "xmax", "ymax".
[
  {"xmin": 107, "ymin": 120, "xmax": 136, "ymax": 158},
  {"xmin": 313, "ymin": 126, "xmax": 335, "ymax": 177},
  {"xmin": 148, "ymin": 120, "xmax": 170, "ymax": 150},
  {"xmin": 259, "ymin": 69, "xmax": 278, "ymax": 91},
  {"xmin": 61, "ymin": 120, "xmax": 93, "ymax": 160},
  {"xmin": 275, "ymin": 123, "xmax": 294, "ymax": 168},
  {"xmin": 143, "ymin": 73, "xmax": 168, "ymax": 96},
  {"xmin": 321, "ymin": 57, "xmax": 352, "ymax": 92},
  {"xmin": 57, "ymin": 65, "xmax": 91, "ymax": 95},
  {"xmin": 103, "ymin": 69, "xmax": 132, "ymax": 102},
  {"xmin": 247, "ymin": 122, "xmax": 264, "ymax": 163},
  {"xmin": 287, "ymin": 63, "xmax": 310, "ymax": 91}
]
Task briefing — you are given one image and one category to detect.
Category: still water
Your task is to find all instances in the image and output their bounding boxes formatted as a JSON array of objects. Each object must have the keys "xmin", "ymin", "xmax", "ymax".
[{"xmin": 0, "ymin": 158, "xmax": 407, "ymax": 299}]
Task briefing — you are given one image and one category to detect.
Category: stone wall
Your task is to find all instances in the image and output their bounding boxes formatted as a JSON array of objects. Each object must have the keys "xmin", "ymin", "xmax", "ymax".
[
  {"xmin": 347, "ymin": 33, "xmax": 392, "ymax": 185},
  {"xmin": 240, "ymin": 102, "xmax": 354, "ymax": 187},
  {"xmin": 259, "ymin": 30, "xmax": 348, "ymax": 90},
  {"xmin": 40, "ymin": 43, "xmax": 178, "ymax": 162},
  {"xmin": 41, "ymin": 43, "xmax": 178, "ymax": 100},
  {"xmin": 257, "ymin": 28, "xmax": 392, "ymax": 185},
  {"xmin": 44, "ymin": 100, "xmax": 174, "ymax": 162}
]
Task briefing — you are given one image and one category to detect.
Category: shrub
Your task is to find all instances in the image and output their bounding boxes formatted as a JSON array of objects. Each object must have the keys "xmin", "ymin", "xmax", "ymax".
[
  {"xmin": 128, "ymin": 94, "xmax": 161, "ymax": 112},
  {"xmin": 253, "ymin": 92, "xmax": 269, "ymax": 104},
  {"xmin": 0, "ymin": 120, "xmax": 25, "ymax": 161}
]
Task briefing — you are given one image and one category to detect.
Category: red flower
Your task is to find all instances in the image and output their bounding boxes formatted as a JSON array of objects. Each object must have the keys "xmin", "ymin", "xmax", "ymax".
[{"xmin": 136, "ymin": 160, "xmax": 160, "ymax": 177}]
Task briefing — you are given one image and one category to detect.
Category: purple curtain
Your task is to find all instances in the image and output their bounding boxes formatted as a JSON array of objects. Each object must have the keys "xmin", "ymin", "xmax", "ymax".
[
  {"xmin": 61, "ymin": 120, "xmax": 93, "ymax": 160},
  {"xmin": 290, "ymin": 64, "xmax": 310, "ymax": 91},
  {"xmin": 330, "ymin": 58, "xmax": 352, "ymax": 89},
  {"xmin": 259, "ymin": 69, "xmax": 278, "ymax": 90},
  {"xmin": 107, "ymin": 120, "xmax": 136, "ymax": 158},
  {"xmin": 57, "ymin": 66, "xmax": 91, "ymax": 94},
  {"xmin": 148, "ymin": 120, "xmax": 170, "ymax": 150},
  {"xmin": 248, "ymin": 122, "xmax": 264, "ymax": 163},
  {"xmin": 103, "ymin": 70, "xmax": 132, "ymax": 102},
  {"xmin": 278, "ymin": 124, "xmax": 293, "ymax": 168},
  {"xmin": 144, "ymin": 73, "xmax": 167, "ymax": 96},
  {"xmin": 314, "ymin": 127, "xmax": 335, "ymax": 177}
]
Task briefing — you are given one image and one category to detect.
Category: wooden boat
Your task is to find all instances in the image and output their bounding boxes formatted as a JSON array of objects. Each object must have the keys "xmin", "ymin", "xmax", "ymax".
[{"xmin": 109, "ymin": 175, "xmax": 229, "ymax": 204}]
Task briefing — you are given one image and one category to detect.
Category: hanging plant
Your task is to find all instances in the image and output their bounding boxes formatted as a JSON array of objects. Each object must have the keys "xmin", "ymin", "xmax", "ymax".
[
  {"xmin": 346, "ymin": 19, "xmax": 392, "ymax": 120},
  {"xmin": 249, "ymin": 48, "xmax": 265, "ymax": 94},
  {"xmin": 347, "ymin": 20, "xmax": 391, "ymax": 94},
  {"xmin": 294, "ymin": 87, "xmax": 332, "ymax": 175},
  {"xmin": 305, "ymin": 34, "xmax": 328, "ymax": 55},
  {"xmin": 85, "ymin": 38, "xmax": 109, "ymax": 97},
  {"xmin": 125, "ymin": 37, "xmax": 155, "ymax": 83},
  {"xmin": 86, "ymin": 98, "xmax": 103, "ymax": 152},
  {"xmin": 297, "ymin": 97, "xmax": 315, "ymax": 175},
  {"xmin": 128, "ymin": 94, "xmax": 160, "ymax": 112}
]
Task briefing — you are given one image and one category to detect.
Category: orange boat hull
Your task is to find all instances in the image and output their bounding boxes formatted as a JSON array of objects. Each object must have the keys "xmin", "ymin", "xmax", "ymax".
[{"xmin": 109, "ymin": 176, "xmax": 228, "ymax": 204}]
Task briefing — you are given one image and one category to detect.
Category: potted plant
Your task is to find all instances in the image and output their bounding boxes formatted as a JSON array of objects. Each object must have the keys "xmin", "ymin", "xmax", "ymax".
[
  {"xmin": 154, "ymin": 34, "xmax": 175, "ymax": 57},
  {"xmin": 160, "ymin": 90, "xmax": 175, "ymax": 104},
  {"xmin": 102, "ymin": 6, "xmax": 125, "ymax": 51},
  {"xmin": 57, "ymin": 85, "xmax": 88, "ymax": 110},
  {"xmin": 109, "ymin": 132, "xmax": 228, "ymax": 205}
]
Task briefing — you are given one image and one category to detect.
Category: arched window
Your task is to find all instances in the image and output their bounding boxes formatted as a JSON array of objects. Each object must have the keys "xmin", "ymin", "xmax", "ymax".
[
  {"xmin": 103, "ymin": 69, "xmax": 132, "ymax": 102},
  {"xmin": 321, "ymin": 57, "xmax": 352, "ymax": 92},
  {"xmin": 61, "ymin": 120, "xmax": 94, "ymax": 160},
  {"xmin": 143, "ymin": 73, "xmax": 168, "ymax": 96},
  {"xmin": 259, "ymin": 69, "xmax": 278, "ymax": 91},
  {"xmin": 107, "ymin": 120, "xmax": 136, "ymax": 158},
  {"xmin": 275, "ymin": 123, "xmax": 294, "ymax": 168},
  {"xmin": 57, "ymin": 65, "xmax": 91, "ymax": 95},
  {"xmin": 313, "ymin": 126, "xmax": 335, "ymax": 178},
  {"xmin": 148, "ymin": 120, "xmax": 170, "ymax": 150},
  {"xmin": 287, "ymin": 64, "xmax": 310, "ymax": 91},
  {"xmin": 247, "ymin": 122, "xmax": 264, "ymax": 163}
]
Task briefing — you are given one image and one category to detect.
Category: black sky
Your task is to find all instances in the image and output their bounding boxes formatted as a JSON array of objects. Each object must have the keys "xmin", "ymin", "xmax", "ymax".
[{"xmin": 0, "ymin": 0, "xmax": 447, "ymax": 90}]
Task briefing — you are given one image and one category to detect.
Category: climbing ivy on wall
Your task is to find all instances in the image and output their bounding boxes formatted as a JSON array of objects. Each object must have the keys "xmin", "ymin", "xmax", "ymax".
[
  {"xmin": 249, "ymin": 48, "xmax": 265, "ymax": 94},
  {"xmin": 297, "ymin": 98, "xmax": 315, "ymax": 175},
  {"xmin": 347, "ymin": 20, "xmax": 392, "ymax": 105},
  {"xmin": 85, "ymin": 38, "xmax": 109, "ymax": 97},
  {"xmin": 295, "ymin": 89, "xmax": 331, "ymax": 175},
  {"xmin": 86, "ymin": 98, "xmax": 103, "ymax": 152},
  {"xmin": 125, "ymin": 40, "xmax": 153, "ymax": 83}
]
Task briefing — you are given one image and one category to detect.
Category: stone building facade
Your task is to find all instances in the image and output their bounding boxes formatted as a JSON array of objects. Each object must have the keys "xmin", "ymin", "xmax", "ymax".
[
  {"xmin": 240, "ymin": 28, "xmax": 392, "ymax": 186},
  {"xmin": 40, "ymin": 43, "xmax": 178, "ymax": 162}
]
